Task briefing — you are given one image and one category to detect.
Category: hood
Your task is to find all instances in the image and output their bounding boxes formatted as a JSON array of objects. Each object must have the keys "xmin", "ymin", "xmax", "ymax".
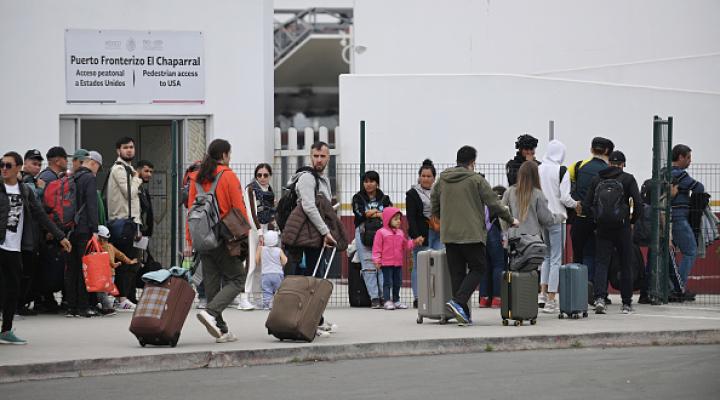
[
  {"xmin": 599, "ymin": 166, "xmax": 623, "ymax": 179},
  {"xmin": 439, "ymin": 167, "xmax": 477, "ymax": 183},
  {"xmin": 543, "ymin": 140, "xmax": 566, "ymax": 165},
  {"xmin": 264, "ymin": 230, "xmax": 279, "ymax": 247},
  {"xmin": 382, "ymin": 206, "xmax": 403, "ymax": 228}
]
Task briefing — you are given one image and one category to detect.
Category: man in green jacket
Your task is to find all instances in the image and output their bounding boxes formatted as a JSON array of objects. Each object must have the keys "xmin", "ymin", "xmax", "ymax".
[{"xmin": 431, "ymin": 145, "xmax": 518, "ymax": 325}]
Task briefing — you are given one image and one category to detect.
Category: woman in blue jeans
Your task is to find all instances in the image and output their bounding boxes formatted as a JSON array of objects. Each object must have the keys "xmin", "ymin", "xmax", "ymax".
[
  {"xmin": 479, "ymin": 186, "xmax": 508, "ymax": 308},
  {"xmin": 406, "ymin": 159, "xmax": 444, "ymax": 308}
]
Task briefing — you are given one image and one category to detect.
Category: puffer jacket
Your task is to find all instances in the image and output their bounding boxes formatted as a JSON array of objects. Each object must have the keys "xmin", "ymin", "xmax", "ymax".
[
  {"xmin": 372, "ymin": 207, "xmax": 415, "ymax": 267},
  {"xmin": 0, "ymin": 181, "xmax": 65, "ymax": 252},
  {"xmin": 281, "ymin": 193, "xmax": 347, "ymax": 251}
]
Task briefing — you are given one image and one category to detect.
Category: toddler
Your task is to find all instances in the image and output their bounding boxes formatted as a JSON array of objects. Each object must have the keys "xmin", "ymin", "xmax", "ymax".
[{"xmin": 257, "ymin": 230, "xmax": 287, "ymax": 309}]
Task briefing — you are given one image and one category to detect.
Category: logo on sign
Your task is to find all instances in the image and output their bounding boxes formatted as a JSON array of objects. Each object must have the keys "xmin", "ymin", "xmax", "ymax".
[{"xmin": 126, "ymin": 37, "xmax": 136, "ymax": 52}]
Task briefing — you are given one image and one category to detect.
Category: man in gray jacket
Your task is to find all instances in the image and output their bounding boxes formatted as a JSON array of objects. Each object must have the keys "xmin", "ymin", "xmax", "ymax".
[{"xmin": 432, "ymin": 146, "xmax": 518, "ymax": 326}]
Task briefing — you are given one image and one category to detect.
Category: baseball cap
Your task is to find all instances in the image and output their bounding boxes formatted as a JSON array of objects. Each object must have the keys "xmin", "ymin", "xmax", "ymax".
[
  {"xmin": 46, "ymin": 146, "xmax": 68, "ymax": 160},
  {"xmin": 24, "ymin": 149, "xmax": 43, "ymax": 161},
  {"xmin": 72, "ymin": 149, "xmax": 90, "ymax": 161},
  {"xmin": 609, "ymin": 150, "xmax": 626, "ymax": 164},
  {"xmin": 87, "ymin": 151, "xmax": 103, "ymax": 166}
]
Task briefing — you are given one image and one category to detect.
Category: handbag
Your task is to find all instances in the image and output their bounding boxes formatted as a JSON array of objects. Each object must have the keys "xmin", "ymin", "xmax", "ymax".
[
  {"xmin": 82, "ymin": 236, "xmax": 119, "ymax": 295},
  {"xmin": 221, "ymin": 208, "xmax": 251, "ymax": 258}
]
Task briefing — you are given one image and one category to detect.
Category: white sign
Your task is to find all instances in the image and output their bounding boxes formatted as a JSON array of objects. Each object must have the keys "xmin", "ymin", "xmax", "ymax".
[{"xmin": 65, "ymin": 29, "xmax": 204, "ymax": 104}]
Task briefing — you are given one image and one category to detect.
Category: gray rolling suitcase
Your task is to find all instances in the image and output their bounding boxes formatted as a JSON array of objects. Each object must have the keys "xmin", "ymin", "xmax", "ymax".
[
  {"xmin": 501, "ymin": 270, "xmax": 538, "ymax": 326},
  {"xmin": 558, "ymin": 263, "xmax": 589, "ymax": 319},
  {"xmin": 416, "ymin": 249, "xmax": 454, "ymax": 324}
]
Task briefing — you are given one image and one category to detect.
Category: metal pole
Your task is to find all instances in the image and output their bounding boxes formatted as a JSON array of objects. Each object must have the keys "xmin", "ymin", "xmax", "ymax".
[
  {"xmin": 360, "ymin": 120, "xmax": 366, "ymax": 179},
  {"xmin": 549, "ymin": 120, "xmax": 555, "ymax": 141},
  {"xmin": 170, "ymin": 120, "xmax": 179, "ymax": 267}
]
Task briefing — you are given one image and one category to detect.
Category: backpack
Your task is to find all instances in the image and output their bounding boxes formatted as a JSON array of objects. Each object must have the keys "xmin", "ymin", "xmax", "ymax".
[
  {"xmin": 360, "ymin": 217, "xmax": 384, "ymax": 247},
  {"xmin": 275, "ymin": 166, "xmax": 319, "ymax": 231},
  {"xmin": 593, "ymin": 178, "xmax": 628, "ymax": 228},
  {"xmin": 187, "ymin": 171, "xmax": 224, "ymax": 252},
  {"xmin": 508, "ymin": 232, "xmax": 547, "ymax": 272},
  {"xmin": 43, "ymin": 174, "xmax": 85, "ymax": 232}
]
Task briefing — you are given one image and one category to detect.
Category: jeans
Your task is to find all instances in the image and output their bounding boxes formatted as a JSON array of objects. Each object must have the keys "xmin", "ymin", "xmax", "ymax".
[
  {"xmin": 0, "ymin": 249, "xmax": 22, "ymax": 332},
  {"xmin": 199, "ymin": 245, "xmax": 246, "ymax": 321},
  {"xmin": 411, "ymin": 229, "xmax": 443, "ymax": 299},
  {"xmin": 571, "ymin": 217, "xmax": 596, "ymax": 283},
  {"xmin": 355, "ymin": 228, "xmax": 383, "ymax": 300},
  {"xmin": 381, "ymin": 266, "xmax": 402, "ymax": 303},
  {"xmin": 479, "ymin": 225, "xmax": 505, "ymax": 298},
  {"xmin": 594, "ymin": 227, "xmax": 633, "ymax": 305},
  {"xmin": 261, "ymin": 273, "xmax": 283, "ymax": 309},
  {"xmin": 445, "ymin": 242, "xmax": 487, "ymax": 318},
  {"xmin": 672, "ymin": 218, "xmax": 697, "ymax": 286},
  {"xmin": 541, "ymin": 223, "xmax": 563, "ymax": 293}
]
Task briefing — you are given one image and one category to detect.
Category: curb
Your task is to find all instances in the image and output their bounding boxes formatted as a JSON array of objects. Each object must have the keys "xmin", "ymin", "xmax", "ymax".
[{"xmin": 2, "ymin": 329, "xmax": 719, "ymax": 383}]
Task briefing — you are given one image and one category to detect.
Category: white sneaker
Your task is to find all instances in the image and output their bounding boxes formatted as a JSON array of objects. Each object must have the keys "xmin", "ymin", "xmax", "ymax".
[
  {"xmin": 541, "ymin": 299, "xmax": 557, "ymax": 314},
  {"xmin": 394, "ymin": 302, "xmax": 408, "ymax": 309},
  {"xmin": 538, "ymin": 293, "xmax": 548, "ymax": 307},
  {"xmin": 115, "ymin": 299, "xmax": 136, "ymax": 312},
  {"xmin": 237, "ymin": 298, "xmax": 256, "ymax": 311},
  {"xmin": 315, "ymin": 329, "xmax": 331, "ymax": 338},
  {"xmin": 318, "ymin": 321, "xmax": 339, "ymax": 333},
  {"xmin": 384, "ymin": 301, "xmax": 395, "ymax": 310},
  {"xmin": 196, "ymin": 299, "xmax": 207, "ymax": 309},
  {"xmin": 197, "ymin": 311, "xmax": 222, "ymax": 338},
  {"xmin": 216, "ymin": 331, "xmax": 238, "ymax": 343}
]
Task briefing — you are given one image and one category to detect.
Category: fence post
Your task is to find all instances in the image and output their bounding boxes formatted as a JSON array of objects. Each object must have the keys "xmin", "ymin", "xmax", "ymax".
[
  {"xmin": 649, "ymin": 116, "xmax": 673, "ymax": 304},
  {"xmin": 360, "ymin": 120, "xmax": 366, "ymax": 179}
]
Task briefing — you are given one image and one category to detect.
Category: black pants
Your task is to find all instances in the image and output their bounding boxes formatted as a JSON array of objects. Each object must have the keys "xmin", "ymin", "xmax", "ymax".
[
  {"xmin": 594, "ymin": 227, "xmax": 633, "ymax": 305},
  {"xmin": 19, "ymin": 250, "xmax": 39, "ymax": 309},
  {"xmin": 1, "ymin": 249, "xmax": 23, "ymax": 332},
  {"xmin": 285, "ymin": 247, "xmax": 322, "ymax": 277},
  {"xmin": 445, "ymin": 242, "xmax": 487, "ymax": 318},
  {"xmin": 65, "ymin": 233, "xmax": 90, "ymax": 311},
  {"xmin": 114, "ymin": 243, "xmax": 138, "ymax": 301}
]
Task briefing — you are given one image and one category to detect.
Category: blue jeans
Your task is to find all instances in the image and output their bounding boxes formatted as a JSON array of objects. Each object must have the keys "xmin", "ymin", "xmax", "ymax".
[
  {"xmin": 261, "ymin": 273, "xmax": 283, "ymax": 309},
  {"xmin": 411, "ymin": 229, "xmax": 443, "ymax": 299},
  {"xmin": 479, "ymin": 224, "xmax": 505, "ymax": 298},
  {"xmin": 382, "ymin": 266, "xmax": 403, "ymax": 303},
  {"xmin": 541, "ymin": 223, "xmax": 563, "ymax": 293},
  {"xmin": 672, "ymin": 218, "xmax": 697, "ymax": 286},
  {"xmin": 355, "ymin": 228, "xmax": 384, "ymax": 300}
]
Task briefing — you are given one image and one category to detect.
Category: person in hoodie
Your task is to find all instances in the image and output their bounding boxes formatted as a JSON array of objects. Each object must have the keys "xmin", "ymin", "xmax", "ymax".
[
  {"xmin": 537, "ymin": 140, "xmax": 580, "ymax": 313},
  {"xmin": 582, "ymin": 151, "xmax": 642, "ymax": 315},
  {"xmin": 432, "ymin": 145, "xmax": 518, "ymax": 326},
  {"xmin": 372, "ymin": 207, "xmax": 423, "ymax": 310},
  {"xmin": 352, "ymin": 170, "xmax": 392, "ymax": 309}
]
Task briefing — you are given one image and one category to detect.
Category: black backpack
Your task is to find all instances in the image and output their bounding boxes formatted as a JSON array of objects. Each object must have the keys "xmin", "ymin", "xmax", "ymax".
[
  {"xmin": 593, "ymin": 178, "xmax": 628, "ymax": 228},
  {"xmin": 275, "ymin": 166, "xmax": 319, "ymax": 231}
]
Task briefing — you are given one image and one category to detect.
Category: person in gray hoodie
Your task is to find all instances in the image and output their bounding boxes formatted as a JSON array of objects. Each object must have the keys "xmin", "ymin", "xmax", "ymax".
[{"xmin": 431, "ymin": 145, "xmax": 517, "ymax": 326}]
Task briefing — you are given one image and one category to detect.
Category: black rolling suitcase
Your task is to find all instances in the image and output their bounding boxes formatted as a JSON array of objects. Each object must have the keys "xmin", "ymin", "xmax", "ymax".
[{"xmin": 348, "ymin": 260, "xmax": 371, "ymax": 307}]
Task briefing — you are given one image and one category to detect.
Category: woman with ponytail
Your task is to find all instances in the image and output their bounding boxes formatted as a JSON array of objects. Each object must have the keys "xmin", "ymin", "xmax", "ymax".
[{"xmin": 185, "ymin": 139, "xmax": 250, "ymax": 343}]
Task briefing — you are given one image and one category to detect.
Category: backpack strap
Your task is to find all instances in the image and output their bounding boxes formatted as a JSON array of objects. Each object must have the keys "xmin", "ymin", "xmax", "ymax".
[
  {"xmin": 559, "ymin": 166, "xmax": 568, "ymax": 183},
  {"xmin": 195, "ymin": 170, "xmax": 224, "ymax": 196}
]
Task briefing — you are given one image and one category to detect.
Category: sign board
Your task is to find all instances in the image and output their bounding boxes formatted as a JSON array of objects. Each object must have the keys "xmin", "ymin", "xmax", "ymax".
[{"xmin": 65, "ymin": 29, "xmax": 204, "ymax": 104}]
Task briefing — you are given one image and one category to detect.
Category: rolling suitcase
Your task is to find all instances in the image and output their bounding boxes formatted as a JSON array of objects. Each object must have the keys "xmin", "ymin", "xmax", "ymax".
[
  {"xmin": 416, "ymin": 249, "xmax": 454, "ymax": 324},
  {"xmin": 129, "ymin": 276, "xmax": 195, "ymax": 347},
  {"xmin": 501, "ymin": 270, "xmax": 538, "ymax": 326},
  {"xmin": 266, "ymin": 247, "xmax": 336, "ymax": 342},
  {"xmin": 558, "ymin": 263, "xmax": 589, "ymax": 319},
  {"xmin": 348, "ymin": 260, "xmax": 371, "ymax": 307}
]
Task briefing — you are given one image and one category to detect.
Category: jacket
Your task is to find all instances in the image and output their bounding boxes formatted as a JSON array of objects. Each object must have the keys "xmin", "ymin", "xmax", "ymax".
[
  {"xmin": 107, "ymin": 158, "xmax": 143, "ymax": 225},
  {"xmin": 539, "ymin": 140, "xmax": 577, "ymax": 219},
  {"xmin": 582, "ymin": 166, "xmax": 643, "ymax": 229},
  {"xmin": 351, "ymin": 189, "xmax": 392, "ymax": 228},
  {"xmin": 0, "ymin": 181, "xmax": 65, "ymax": 252},
  {"xmin": 293, "ymin": 170, "xmax": 333, "ymax": 236},
  {"xmin": 101, "ymin": 241, "xmax": 133, "ymax": 276},
  {"xmin": 431, "ymin": 167, "xmax": 513, "ymax": 245},
  {"xmin": 572, "ymin": 156, "xmax": 607, "ymax": 203},
  {"xmin": 139, "ymin": 185, "xmax": 154, "ymax": 237},
  {"xmin": 281, "ymin": 193, "xmax": 348, "ymax": 251},
  {"xmin": 502, "ymin": 187, "xmax": 560, "ymax": 238},
  {"xmin": 671, "ymin": 166, "xmax": 705, "ymax": 220},
  {"xmin": 405, "ymin": 186, "xmax": 430, "ymax": 245},
  {"xmin": 506, "ymin": 154, "xmax": 540, "ymax": 187},
  {"xmin": 372, "ymin": 207, "xmax": 415, "ymax": 267},
  {"xmin": 72, "ymin": 167, "xmax": 100, "ymax": 236}
]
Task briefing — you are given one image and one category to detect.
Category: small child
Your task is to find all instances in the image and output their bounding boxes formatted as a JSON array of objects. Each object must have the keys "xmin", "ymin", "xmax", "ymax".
[
  {"xmin": 372, "ymin": 207, "xmax": 424, "ymax": 310},
  {"xmin": 256, "ymin": 230, "xmax": 287, "ymax": 309},
  {"xmin": 97, "ymin": 225, "xmax": 138, "ymax": 313}
]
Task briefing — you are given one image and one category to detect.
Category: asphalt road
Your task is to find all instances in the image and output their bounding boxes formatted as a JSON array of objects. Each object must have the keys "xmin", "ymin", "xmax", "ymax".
[{"xmin": 4, "ymin": 345, "xmax": 719, "ymax": 400}]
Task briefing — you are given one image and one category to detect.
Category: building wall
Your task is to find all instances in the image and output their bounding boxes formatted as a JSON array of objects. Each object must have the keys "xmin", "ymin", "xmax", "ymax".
[{"xmin": 0, "ymin": 0, "xmax": 273, "ymax": 163}]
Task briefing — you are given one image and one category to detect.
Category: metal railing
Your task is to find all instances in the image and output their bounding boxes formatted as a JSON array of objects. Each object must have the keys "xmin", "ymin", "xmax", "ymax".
[{"xmin": 274, "ymin": 8, "xmax": 353, "ymax": 65}]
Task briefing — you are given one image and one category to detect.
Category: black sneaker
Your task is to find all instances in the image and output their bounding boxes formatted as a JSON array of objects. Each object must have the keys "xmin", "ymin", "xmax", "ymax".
[
  {"xmin": 594, "ymin": 298, "xmax": 606, "ymax": 314},
  {"xmin": 669, "ymin": 291, "xmax": 684, "ymax": 303},
  {"xmin": 413, "ymin": 299, "xmax": 418, "ymax": 309},
  {"xmin": 371, "ymin": 299, "xmax": 382, "ymax": 309},
  {"xmin": 77, "ymin": 309, "xmax": 94, "ymax": 318},
  {"xmin": 683, "ymin": 291, "xmax": 696, "ymax": 301},
  {"xmin": 17, "ymin": 306, "xmax": 38, "ymax": 316},
  {"xmin": 638, "ymin": 295, "xmax": 651, "ymax": 305},
  {"xmin": 65, "ymin": 309, "xmax": 78, "ymax": 318},
  {"xmin": 621, "ymin": 304, "xmax": 634, "ymax": 314},
  {"xmin": 604, "ymin": 296, "xmax": 612, "ymax": 305}
]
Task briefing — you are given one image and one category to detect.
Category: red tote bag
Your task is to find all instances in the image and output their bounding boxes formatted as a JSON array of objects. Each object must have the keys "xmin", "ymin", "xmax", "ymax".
[{"xmin": 82, "ymin": 236, "xmax": 118, "ymax": 295}]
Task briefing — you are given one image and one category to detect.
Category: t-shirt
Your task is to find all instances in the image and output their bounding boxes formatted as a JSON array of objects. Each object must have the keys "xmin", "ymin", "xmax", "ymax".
[
  {"xmin": 1, "ymin": 183, "xmax": 24, "ymax": 252},
  {"xmin": 261, "ymin": 246, "xmax": 284, "ymax": 275}
]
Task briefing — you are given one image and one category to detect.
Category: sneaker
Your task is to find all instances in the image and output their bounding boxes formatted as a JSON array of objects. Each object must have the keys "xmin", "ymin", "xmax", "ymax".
[
  {"xmin": 316, "ymin": 329, "xmax": 331, "ymax": 338},
  {"xmin": 538, "ymin": 293, "xmax": 547, "ymax": 308},
  {"xmin": 196, "ymin": 299, "xmax": 207, "ymax": 309},
  {"xmin": 668, "ymin": 291, "xmax": 685, "ymax": 303},
  {"xmin": 17, "ymin": 306, "xmax": 37, "ymax": 316},
  {"xmin": 604, "ymin": 296, "xmax": 612, "ymax": 305},
  {"xmin": 216, "ymin": 331, "xmax": 238, "ymax": 343},
  {"xmin": 197, "ymin": 311, "xmax": 222, "ymax": 338},
  {"xmin": 99, "ymin": 308, "xmax": 117, "ymax": 317},
  {"xmin": 541, "ymin": 299, "xmax": 557, "ymax": 314},
  {"xmin": 318, "ymin": 321, "xmax": 338, "ymax": 333},
  {"xmin": 65, "ymin": 309, "xmax": 78, "ymax": 318},
  {"xmin": 370, "ymin": 298, "xmax": 382, "ymax": 309},
  {"xmin": 621, "ymin": 304, "xmax": 634, "ymax": 314},
  {"xmin": 490, "ymin": 297, "xmax": 501, "ymax": 309},
  {"xmin": 237, "ymin": 298, "xmax": 256, "ymax": 311},
  {"xmin": 445, "ymin": 300, "xmax": 470, "ymax": 325},
  {"xmin": 638, "ymin": 295, "xmax": 651, "ymax": 304},
  {"xmin": 479, "ymin": 297, "xmax": 490, "ymax": 308},
  {"xmin": 115, "ymin": 300, "xmax": 136, "ymax": 312},
  {"xmin": 594, "ymin": 298, "xmax": 606, "ymax": 315},
  {"xmin": 413, "ymin": 299, "xmax": 418, "ymax": 309},
  {"xmin": 0, "ymin": 330, "xmax": 27, "ymax": 345},
  {"xmin": 384, "ymin": 301, "xmax": 395, "ymax": 310},
  {"xmin": 230, "ymin": 297, "xmax": 240, "ymax": 306},
  {"xmin": 394, "ymin": 302, "xmax": 408, "ymax": 309},
  {"xmin": 77, "ymin": 309, "xmax": 94, "ymax": 318},
  {"xmin": 683, "ymin": 291, "xmax": 696, "ymax": 302}
]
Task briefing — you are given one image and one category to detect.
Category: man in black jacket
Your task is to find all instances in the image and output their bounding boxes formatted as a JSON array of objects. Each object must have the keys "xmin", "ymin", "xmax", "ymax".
[
  {"xmin": 0, "ymin": 151, "xmax": 71, "ymax": 344},
  {"xmin": 506, "ymin": 134, "xmax": 540, "ymax": 187},
  {"xmin": 64, "ymin": 151, "xmax": 101, "ymax": 318},
  {"xmin": 582, "ymin": 151, "xmax": 642, "ymax": 315}
]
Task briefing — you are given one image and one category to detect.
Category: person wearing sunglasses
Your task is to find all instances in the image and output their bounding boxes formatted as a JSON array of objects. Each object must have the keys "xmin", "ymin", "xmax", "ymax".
[
  {"xmin": 0, "ymin": 152, "xmax": 71, "ymax": 344},
  {"xmin": 236, "ymin": 163, "xmax": 275, "ymax": 311}
]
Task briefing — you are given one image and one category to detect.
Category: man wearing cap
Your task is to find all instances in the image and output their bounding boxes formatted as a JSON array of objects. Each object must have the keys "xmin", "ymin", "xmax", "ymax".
[
  {"xmin": 582, "ymin": 150, "xmax": 642, "ymax": 314},
  {"xmin": 569, "ymin": 137, "xmax": 614, "ymax": 300},
  {"xmin": 71, "ymin": 149, "xmax": 90, "ymax": 173},
  {"xmin": 37, "ymin": 147, "xmax": 68, "ymax": 197}
]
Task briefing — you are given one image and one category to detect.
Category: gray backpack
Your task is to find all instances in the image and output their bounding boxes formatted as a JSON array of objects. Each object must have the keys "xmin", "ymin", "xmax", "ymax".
[{"xmin": 188, "ymin": 171, "xmax": 224, "ymax": 252}]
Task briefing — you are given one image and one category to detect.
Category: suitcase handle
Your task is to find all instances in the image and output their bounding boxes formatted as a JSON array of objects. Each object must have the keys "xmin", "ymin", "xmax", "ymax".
[
  {"xmin": 430, "ymin": 274, "xmax": 435, "ymax": 298},
  {"xmin": 312, "ymin": 246, "xmax": 337, "ymax": 279}
]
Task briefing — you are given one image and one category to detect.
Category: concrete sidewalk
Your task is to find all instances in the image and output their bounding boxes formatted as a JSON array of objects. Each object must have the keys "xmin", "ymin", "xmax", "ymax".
[{"xmin": 1, "ymin": 297, "xmax": 719, "ymax": 383}]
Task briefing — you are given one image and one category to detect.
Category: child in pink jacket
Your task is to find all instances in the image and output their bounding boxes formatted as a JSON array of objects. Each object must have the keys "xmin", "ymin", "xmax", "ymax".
[{"xmin": 372, "ymin": 207, "xmax": 424, "ymax": 310}]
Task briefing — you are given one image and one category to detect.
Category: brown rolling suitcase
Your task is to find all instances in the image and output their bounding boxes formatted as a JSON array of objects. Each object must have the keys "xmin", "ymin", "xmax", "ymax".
[
  {"xmin": 265, "ymin": 247, "xmax": 336, "ymax": 342},
  {"xmin": 129, "ymin": 276, "xmax": 195, "ymax": 347}
]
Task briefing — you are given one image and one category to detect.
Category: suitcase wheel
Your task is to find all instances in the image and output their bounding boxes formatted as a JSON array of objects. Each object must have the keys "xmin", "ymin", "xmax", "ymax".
[
  {"xmin": 502, "ymin": 319, "xmax": 509, "ymax": 326},
  {"xmin": 572, "ymin": 314, "xmax": 580, "ymax": 320},
  {"xmin": 582, "ymin": 312, "xmax": 588, "ymax": 318},
  {"xmin": 416, "ymin": 316, "xmax": 423, "ymax": 324},
  {"xmin": 170, "ymin": 333, "xmax": 180, "ymax": 348},
  {"xmin": 514, "ymin": 320, "xmax": 522, "ymax": 327},
  {"xmin": 530, "ymin": 319, "xmax": 537, "ymax": 325},
  {"xmin": 558, "ymin": 313, "xmax": 565, "ymax": 319}
]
